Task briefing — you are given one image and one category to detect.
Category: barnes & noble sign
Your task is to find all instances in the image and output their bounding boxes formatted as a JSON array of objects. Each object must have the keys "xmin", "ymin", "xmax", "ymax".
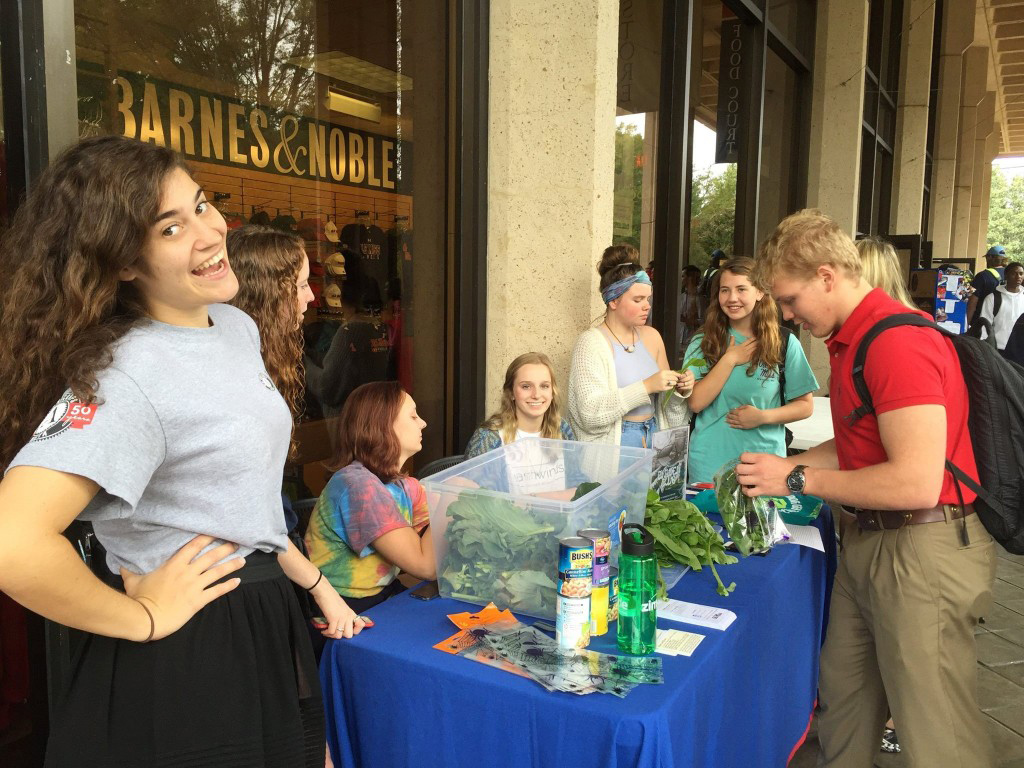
[{"xmin": 101, "ymin": 72, "xmax": 409, "ymax": 190}]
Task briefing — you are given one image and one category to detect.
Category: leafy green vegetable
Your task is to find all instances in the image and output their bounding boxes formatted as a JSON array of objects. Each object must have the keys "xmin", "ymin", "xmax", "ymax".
[
  {"xmin": 644, "ymin": 490, "xmax": 736, "ymax": 597},
  {"xmin": 714, "ymin": 465, "xmax": 778, "ymax": 556},
  {"xmin": 571, "ymin": 482, "xmax": 601, "ymax": 501},
  {"xmin": 438, "ymin": 493, "xmax": 562, "ymax": 615}
]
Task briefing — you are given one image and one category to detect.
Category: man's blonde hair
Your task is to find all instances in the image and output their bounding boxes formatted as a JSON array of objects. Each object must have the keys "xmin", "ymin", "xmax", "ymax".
[{"xmin": 754, "ymin": 209, "xmax": 862, "ymax": 289}]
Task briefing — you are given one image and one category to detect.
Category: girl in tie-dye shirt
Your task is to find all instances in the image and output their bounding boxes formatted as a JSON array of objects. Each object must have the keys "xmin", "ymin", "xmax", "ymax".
[{"xmin": 305, "ymin": 381, "xmax": 435, "ymax": 612}]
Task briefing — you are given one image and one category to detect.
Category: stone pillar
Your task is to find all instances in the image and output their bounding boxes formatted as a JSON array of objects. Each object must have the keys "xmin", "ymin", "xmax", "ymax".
[
  {"xmin": 967, "ymin": 92, "xmax": 996, "ymax": 263},
  {"xmin": 486, "ymin": 0, "xmax": 618, "ymax": 412},
  {"xmin": 927, "ymin": 0, "xmax": 976, "ymax": 263},
  {"xmin": 806, "ymin": 0, "xmax": 869, "ymax": 234},
  {"xmin": 890, "ymin": 0, "xmax": 935, "ymax": 235},
  {"xmin": 978, "ymin": 131, "xmax": 999, "ymax": 267},
  {"xmin": 951, "ymin": 46, "xmax": 988, "ymax": 262},
  {"xmin": 803, "ymin": 0, "xmax": 869, "ymax": 388}
]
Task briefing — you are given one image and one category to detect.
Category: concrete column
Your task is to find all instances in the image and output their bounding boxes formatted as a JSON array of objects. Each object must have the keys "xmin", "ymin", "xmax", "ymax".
[
  {"xmin": 951, "ymin": 47, "xmax": 988, "ymax": 262},
  {"xmin": 967, "ymin": 92, "xmax": 996, "ymax": 263},
  {"xmin": 806, "ymin": 0, "xmax": 869, "ymax": 234},
  {"xmin": 927, "ymin": 0, "xmax": 976, "ymax": 263},
  {"xmin": 977, "ymin": 131, "xmax": 1000, "ymax": 270},
  {"xmin": 803, "ymin": 0, "xmax": 869, "ymax": 388},
  {"xmin": 890, "ymin": 0, "xmax": 935, "ymax": 235},
  {"xmin": 486, "ymin": 0, "xmax": 618, "ymax": 412}
]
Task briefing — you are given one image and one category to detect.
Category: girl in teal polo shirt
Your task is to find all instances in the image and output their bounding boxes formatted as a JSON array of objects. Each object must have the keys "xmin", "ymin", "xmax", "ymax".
[{"xmin": 683, "ymin": 256, "xmax": 818, "ymax": 483}]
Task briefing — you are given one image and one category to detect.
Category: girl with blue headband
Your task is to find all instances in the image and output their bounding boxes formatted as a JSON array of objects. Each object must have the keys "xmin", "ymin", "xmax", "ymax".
[{"xmin": 567, "ymin": 245, "xmax": 693, "ymax": 447}]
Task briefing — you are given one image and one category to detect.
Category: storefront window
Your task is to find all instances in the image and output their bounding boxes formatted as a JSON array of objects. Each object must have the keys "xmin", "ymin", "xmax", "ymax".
[
  {"xmin": 74, "ymin": 0, "xmax": 449, "ymax": 496},
  {"xmin": 756, "ymin": 48, "xmax": 800, "ymax": 247},
  {"xmin": 615, "ymin": 0, "xmax": 662, "ymax": 266}
]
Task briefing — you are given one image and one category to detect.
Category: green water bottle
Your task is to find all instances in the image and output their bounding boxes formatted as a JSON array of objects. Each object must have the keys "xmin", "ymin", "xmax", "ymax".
[{"xmin": 616, "ymin": 523, "xmax": 657, "ymax": 655}]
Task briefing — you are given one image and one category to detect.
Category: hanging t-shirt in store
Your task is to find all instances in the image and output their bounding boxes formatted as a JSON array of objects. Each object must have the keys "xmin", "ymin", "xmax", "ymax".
[
  {"xmin": 341, "ymin": 222, "xmax": 389, "ymax": 312},
  {"xmin": 315, "ymin": 317, "xmax": 393, "ymax": 416}
]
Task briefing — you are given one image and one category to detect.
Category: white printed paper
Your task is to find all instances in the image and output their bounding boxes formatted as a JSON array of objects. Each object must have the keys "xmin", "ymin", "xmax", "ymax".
[
  {"xmin": 779, "ymin": 523, "xmax": 824, "ymax": 552},
  {"xmin": 944, "ymin": 299, "xmax": 956, "ymax": 313},
  {"xmin": 657, "ymin": 628, "xmax": 705, "ymax": 656},
  {"xmin": 655, "ymin": 599, "xmax": 736, "ymax": 630}
]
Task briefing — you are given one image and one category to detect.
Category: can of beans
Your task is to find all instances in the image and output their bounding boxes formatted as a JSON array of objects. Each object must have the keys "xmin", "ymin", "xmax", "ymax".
[
  {"xmin": 608, "ymin": 566, "xmax": 619, "ymax": 622},
  {"xmin": 556, "ymin": 593, "xmax": 591, "ymax": 649},
  {"xmin": 577, "ymin": 529, "xmax": 611, "ymax": 635},
  {"xmin": 558, "ymin": 537, "xmax": 593, "ymax": 598},
  {"xmin": 577, "ymin": 529, "xmax": 611, "ymax": 587}
]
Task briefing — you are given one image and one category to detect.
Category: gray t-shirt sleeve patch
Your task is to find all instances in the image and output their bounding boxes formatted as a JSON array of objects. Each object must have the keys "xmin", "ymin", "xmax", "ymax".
[{"xmin": 8, "ymin": 368, "xmax": 165, "ymax": 515}]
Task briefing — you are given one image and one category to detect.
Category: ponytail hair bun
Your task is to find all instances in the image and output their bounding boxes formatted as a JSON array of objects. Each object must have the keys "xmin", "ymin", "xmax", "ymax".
[{"xmin": 598, "ymin": 244, "xmax": 643, "ymax": 292}]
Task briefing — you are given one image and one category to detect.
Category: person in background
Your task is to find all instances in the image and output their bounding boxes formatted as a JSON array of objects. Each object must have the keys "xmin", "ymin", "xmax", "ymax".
[
  {"xmin": 305, "ymin": 381, "xmax": 434, "ymax": 613},
  {"xmin": 977, "ymin": 261, "xmax": 1024, "ymax": 355},
  {"xmin": 738, "ymin": 209, "xmax": 995, "ymax": 768},
  {"xmin": 679, "ymin": 264, "xmax": 704, "ymax": 354},
  {"xmin": 465, "ymin": 352, "xmax": 575, "ymax": 457},
  {"xmin": 967, "ymin": 244, "xmax": 1008, "ymax": 324},
  {"xmin": 856, "ymin": 236, "xmax": 916, "ymax": 310},
  {"xmin": 855, "ymin": 234, "xmax": 914, "ymax": 755},
  {"xmin": 567, "ymin": 244, "xmax": 693, "ymax": 447},
  {"xmin": 227, "ymin": 224, "xmax": 364, "ymax": 645},
  {"xmin": 683, "ymin": 256, "xmax": 817, "ymax": 484},
  {"xmin": 0, "ymin": 135, "xmax": 329, "ymax": 766}
]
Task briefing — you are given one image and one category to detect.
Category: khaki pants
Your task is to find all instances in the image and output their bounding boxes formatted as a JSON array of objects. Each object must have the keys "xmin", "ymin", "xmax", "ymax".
[{"xmin": 817, "ymin": 512, "xmax": 996, "ymax": 768}]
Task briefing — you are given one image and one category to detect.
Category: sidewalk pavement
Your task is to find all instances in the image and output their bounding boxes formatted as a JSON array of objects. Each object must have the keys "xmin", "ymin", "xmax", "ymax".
[{"xmin": 791, "ymin": 546, "xmax": 1024, "ymax": 768}]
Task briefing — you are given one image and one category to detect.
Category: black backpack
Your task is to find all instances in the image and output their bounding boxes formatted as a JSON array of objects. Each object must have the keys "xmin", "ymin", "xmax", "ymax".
[{"xmin": 847, "ymin": 313, "xmax": 1024, "ymax": 553}]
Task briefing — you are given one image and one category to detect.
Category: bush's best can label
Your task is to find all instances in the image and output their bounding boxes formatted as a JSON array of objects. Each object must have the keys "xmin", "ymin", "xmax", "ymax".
[
  {"xmin": 608, "ymin": 567, "xmax": 619, "ymax": 622},
  {"xmin": 556, "ymin": 593, "xmax": 591, "ymax": 649},
  {"xmin": 558, "ymin": 537, "xmax": 593, "ymax": 598},
  {"xmin": 589, "ymin": 585, "xmax": 610, "ymax": 636},
  {"xmin": 577, "ymin": 528, "xmax": 611, "ymax": 587}
]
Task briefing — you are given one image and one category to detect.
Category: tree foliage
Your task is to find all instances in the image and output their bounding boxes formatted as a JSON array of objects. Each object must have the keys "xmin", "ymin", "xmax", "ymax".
[
  {"xmin": 689, "ymin": 165, "xmax": 736, "ymax": 270},
  {"xmin": 987, "ymin": 166, "xmax": 1024, "ymax": 259}
]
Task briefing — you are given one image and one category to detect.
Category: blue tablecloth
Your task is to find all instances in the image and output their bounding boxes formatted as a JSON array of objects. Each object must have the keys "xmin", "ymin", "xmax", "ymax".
[{"xmin": 321, "ymin": 512, "xmax": 836, "ymax": 768}]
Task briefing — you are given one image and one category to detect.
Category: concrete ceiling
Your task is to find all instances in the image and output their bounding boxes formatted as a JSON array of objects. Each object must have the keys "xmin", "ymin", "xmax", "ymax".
[{"xmin": 986, "ymin": 0, "xmax": 1024, "ymax": 156}]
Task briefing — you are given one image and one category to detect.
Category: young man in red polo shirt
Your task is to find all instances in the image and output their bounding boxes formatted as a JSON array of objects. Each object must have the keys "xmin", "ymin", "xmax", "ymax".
[{"xmin": 738, "ymin": 210, "xmax": 996, "ymax": 768}]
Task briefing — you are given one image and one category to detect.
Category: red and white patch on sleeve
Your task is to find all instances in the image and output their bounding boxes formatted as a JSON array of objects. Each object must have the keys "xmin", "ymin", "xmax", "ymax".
[{"xmin": 30, "ymin": 391, "xmax": 100, "ymax": 442}]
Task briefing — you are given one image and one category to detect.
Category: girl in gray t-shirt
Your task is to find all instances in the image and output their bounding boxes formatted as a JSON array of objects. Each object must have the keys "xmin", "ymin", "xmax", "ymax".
[{"xmin": 0, "ymin": 136, "xmax": 332, "ymax": 767}]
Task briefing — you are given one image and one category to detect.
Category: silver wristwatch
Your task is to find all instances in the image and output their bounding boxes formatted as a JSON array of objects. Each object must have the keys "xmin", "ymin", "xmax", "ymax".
[{"xmin": 786, "ymin": 464, "xmax": 808, "ymax": 495}]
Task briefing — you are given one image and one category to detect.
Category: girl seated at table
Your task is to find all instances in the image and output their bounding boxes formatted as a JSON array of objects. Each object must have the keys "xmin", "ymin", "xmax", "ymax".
[
  {"xmin": 465, "ymin": 351, "xmax": 576, "ymax": 454},
  {"xmin": 684, "ymin": 256, "xmax": 818, "ymax": 483},
  {"xmin": 465, "ymin": 353, "xmax": 577, "ymax": 495},
  {"xmin": 304, "ymin": 381, "xmax": 434, "ymax": 612}
]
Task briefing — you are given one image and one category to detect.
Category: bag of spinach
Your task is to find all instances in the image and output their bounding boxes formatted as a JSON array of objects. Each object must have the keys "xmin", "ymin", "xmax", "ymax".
[{"xmin": 713, "ymin": 460, "xmax": 789, "ymax": 556}]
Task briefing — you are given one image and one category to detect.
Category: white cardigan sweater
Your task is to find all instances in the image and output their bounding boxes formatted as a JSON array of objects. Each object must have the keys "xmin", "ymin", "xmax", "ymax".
[{"xmin": 567, "ymin": 327, "xmax": 690, "ymax": 445}]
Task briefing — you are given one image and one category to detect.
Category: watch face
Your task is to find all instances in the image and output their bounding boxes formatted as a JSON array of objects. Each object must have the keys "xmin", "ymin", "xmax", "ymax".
[{"xmin": 787, "ymin": 468, "xmax": 804, "ymax": 494}]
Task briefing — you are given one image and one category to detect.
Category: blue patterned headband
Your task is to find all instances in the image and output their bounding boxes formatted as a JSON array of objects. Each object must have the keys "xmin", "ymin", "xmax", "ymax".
[{"xmin": 602, "ymin": 268, "xmax": 651, "ymax": 304}]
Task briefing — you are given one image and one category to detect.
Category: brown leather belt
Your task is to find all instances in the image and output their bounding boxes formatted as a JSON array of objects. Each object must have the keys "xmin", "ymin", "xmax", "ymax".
[{"xmin": 848, "ymin": 503, "xmax": 975, "ymax": 531}]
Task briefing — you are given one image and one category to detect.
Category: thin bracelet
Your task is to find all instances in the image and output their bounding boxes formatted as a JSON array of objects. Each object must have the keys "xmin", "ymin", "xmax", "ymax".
[
  {"xmin": 306, "ymin": 570, "xmax": 324, "ymax": 592},
  {"xmin": 135, "ymin": 598, "xmax": 156, "ymax": 643}
]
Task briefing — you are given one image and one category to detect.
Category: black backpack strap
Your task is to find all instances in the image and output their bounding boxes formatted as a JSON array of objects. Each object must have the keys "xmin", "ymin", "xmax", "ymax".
[
  {"xmin": 994, "ymin": 290, "xmax": 1002, "ymax": 318},
  {"xmin": 847, "ymin": 313, "xmax": 944, "ymax": 425}
]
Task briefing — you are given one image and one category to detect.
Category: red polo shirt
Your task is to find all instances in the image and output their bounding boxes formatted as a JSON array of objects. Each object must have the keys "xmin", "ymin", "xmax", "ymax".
[{"xmin": 825, "ymin": 287, "xmax": 978, "ymax": 505}]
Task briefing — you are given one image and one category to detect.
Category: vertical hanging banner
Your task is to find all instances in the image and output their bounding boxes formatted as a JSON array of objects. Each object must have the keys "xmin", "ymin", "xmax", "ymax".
[{"xmin": 715, "ymin": 20, "xmax": 752, "ymax": 164}]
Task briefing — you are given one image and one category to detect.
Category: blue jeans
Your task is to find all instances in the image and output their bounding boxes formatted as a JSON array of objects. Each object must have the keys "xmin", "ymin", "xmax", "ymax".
[{"xmin": 620, "ymin": 416, "xmax": 658, "ymax": 448}]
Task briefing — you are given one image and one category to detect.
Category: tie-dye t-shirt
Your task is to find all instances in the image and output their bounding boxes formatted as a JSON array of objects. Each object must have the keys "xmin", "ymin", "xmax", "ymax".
[{"xmin": 305, "ymin": 461, "xmax": 430, "ymax": 599}]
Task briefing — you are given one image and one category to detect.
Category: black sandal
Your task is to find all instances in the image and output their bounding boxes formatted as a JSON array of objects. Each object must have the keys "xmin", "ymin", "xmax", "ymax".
[{"xmin": 881, "ymin": 727, "xmax": 901, "ymax": 754}]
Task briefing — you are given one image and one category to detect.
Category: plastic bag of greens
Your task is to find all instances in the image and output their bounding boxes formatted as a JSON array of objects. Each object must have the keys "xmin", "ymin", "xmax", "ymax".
[{"xmin": 712, "ymin": 459, "xmax": 789, "ymax": 556}]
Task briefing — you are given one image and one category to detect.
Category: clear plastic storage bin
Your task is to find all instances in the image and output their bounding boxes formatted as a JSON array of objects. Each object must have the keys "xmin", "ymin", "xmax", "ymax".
[{"xmin": 422, "ymin": 438, "xmax": 653, "ymax": 619}]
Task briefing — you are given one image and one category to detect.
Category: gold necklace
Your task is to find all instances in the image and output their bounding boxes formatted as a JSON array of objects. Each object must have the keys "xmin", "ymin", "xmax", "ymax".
[{"xmin": 604, "ymin": 321, "xmax": 636, "ymax": 353}]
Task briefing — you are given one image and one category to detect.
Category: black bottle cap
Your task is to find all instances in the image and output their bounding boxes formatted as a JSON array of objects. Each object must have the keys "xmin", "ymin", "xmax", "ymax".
[{"xmin": 621, "ymin": 523, "xmax": 655, "ymax": 556}]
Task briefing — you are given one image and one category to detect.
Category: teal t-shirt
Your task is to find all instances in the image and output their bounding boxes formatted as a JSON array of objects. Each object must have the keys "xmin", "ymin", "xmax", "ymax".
[{"xmin": 683, "ymin": 329, "xmax": 819, "ymax": 483}]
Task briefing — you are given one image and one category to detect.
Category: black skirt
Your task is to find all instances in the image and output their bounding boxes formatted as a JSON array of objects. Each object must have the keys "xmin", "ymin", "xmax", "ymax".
[{"xmin": 45, "ymin": 551, "xmax": 324, "ymax": 768}]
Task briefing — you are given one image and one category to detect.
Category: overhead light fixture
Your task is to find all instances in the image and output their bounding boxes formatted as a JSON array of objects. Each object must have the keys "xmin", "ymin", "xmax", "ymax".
[{"xmin": 326, "ymin": 87, "xmax": 382, "ymax": 123}]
